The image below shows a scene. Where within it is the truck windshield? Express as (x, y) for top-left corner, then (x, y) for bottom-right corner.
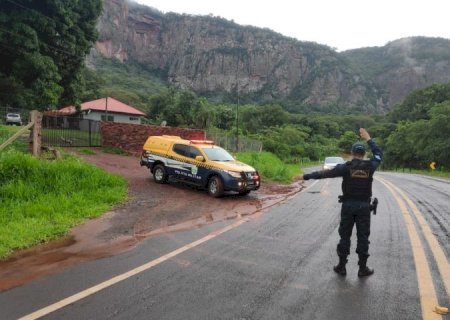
(201, 147), (234, 161)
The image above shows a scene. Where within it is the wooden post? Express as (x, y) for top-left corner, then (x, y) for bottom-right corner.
(30, 110), (42, 157)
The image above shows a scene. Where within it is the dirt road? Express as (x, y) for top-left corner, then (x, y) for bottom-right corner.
(0, 150), (302, 291)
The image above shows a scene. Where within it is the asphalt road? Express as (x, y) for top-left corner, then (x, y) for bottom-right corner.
(1, 172), (449, 320)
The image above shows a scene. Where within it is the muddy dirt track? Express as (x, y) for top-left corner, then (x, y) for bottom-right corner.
(0, 150), (303, 291)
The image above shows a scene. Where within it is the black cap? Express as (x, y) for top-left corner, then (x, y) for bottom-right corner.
(351, 142), (366, 154)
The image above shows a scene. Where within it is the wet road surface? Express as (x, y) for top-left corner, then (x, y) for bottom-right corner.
(0, 172), (449, 319)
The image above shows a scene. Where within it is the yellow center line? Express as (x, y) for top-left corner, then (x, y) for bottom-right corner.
(18, 218), (247, 320)
(376, 177), (442, 320)
(379, 177), (450, 300)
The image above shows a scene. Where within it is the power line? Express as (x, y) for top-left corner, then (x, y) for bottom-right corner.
(0, 26), (83, 60)
(6, 0), (58, 24)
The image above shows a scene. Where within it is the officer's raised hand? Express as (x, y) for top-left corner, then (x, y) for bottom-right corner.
(359, 128), (371, 141)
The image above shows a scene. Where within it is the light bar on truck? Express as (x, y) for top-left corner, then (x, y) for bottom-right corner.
(189, 139), (214, 145)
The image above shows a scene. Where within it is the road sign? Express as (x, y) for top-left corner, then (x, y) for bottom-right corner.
(430, 161), (436, 170)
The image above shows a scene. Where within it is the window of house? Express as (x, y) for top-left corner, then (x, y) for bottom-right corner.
(129, 117), (139, 121)
(101, 115), (114, 121)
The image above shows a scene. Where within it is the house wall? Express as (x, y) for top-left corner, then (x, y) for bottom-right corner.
(84, 111), (141, 124)
(101, 122), (205, 155)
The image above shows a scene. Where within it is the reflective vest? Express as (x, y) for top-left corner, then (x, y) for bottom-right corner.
(341, 160), (373, 201)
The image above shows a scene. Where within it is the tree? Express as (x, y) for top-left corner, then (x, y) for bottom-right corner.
(338, 131), (359, 152)
(191, 98), (214, 129)
(0, 0), (102, 109)
(388, 82), (450, 123)
(214, 105), (234, 130)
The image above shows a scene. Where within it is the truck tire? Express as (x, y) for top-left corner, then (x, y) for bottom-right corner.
(153, 164), (168, 184)
(207, 176), (224, 197)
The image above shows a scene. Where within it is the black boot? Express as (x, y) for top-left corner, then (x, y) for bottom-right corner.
(358, 258), (374, 277)
(333, 256), (348, 276)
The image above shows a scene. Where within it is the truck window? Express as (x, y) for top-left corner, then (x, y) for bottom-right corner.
(189, 146), (202, 159)
(173, 144), (189, 157)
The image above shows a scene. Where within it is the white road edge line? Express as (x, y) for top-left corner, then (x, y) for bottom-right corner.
(18, 219), (247, 320)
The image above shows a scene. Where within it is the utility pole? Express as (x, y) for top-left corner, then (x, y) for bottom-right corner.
(235, 55), (240, 153)
(236, 89), (239, 152)
(105, 96), (108, 121)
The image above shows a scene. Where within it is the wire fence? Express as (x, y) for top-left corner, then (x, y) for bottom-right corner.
(207, 131), (263, 153)
(41, 115), (102, 147)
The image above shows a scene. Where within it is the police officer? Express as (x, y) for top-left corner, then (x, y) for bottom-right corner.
(300, 128), (382, 277)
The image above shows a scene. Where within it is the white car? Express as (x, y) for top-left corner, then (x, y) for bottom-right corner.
(6, 113), (22, 126)
(323, 156), (345, 170)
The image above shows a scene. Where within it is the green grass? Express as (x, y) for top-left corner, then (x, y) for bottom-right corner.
(102, 146), (128, 155)
(0, 150), (127, 259)
(236, 151), (303, 184)
(0, 125), (30, 153)
(0, 124), (23, 143)
(78, 148), (96, 155)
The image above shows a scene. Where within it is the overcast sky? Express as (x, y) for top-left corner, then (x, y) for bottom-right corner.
(135, 0), (450, 51)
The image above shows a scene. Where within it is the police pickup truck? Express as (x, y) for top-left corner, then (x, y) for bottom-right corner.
(140, 135), (260, 197)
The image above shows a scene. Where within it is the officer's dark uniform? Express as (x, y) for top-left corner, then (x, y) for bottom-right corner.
(303, 139), (382, 276)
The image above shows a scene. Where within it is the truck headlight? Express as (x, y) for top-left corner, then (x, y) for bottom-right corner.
(225, 170), (242, 178)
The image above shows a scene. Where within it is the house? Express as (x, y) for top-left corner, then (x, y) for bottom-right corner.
(59, 97), (146, 124)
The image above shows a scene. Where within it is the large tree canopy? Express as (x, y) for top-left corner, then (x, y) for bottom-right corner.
(0, 0), (102, 109)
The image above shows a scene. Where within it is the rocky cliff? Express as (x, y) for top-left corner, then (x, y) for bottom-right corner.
(93, 0), (450, 112)
(341, 37), (450, 107)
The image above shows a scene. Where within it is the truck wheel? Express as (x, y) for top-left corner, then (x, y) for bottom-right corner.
(153, 164), (168, 184)
(207, 176), (224, 197)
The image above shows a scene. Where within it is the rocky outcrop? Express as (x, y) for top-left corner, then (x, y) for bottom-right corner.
(341, 37), (450, 107)
(94, 0), (375, 110)
(94, 0), (450, 112)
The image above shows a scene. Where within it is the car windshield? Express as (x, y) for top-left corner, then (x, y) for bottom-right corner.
(325, 157), (344, 164)
(201, 147), (235, 161)
(7, 114), (19, 118)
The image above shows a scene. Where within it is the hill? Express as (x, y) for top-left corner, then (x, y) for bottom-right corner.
(90, 0), (450, 113)
(341, 37), (450, 107)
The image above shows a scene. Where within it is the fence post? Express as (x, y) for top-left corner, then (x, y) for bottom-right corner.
(89, 120), (92, 147)
(30, 110), (42, 157)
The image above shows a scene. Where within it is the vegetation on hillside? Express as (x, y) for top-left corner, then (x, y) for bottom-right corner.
(82, 55), (166, 110)
(140, 81), (449, 172)
(383, 89), (450, 169)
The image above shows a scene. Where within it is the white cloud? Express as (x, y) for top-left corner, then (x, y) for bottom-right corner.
(135, 0), (450, 51)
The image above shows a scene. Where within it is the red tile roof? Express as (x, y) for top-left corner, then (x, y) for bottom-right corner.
(59, 97), (145, 116)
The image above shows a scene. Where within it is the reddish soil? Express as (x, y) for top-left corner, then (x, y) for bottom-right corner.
(0, 150), (304, 291)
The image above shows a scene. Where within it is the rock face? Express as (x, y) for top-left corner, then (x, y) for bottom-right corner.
(95, 0), (450, 111)
(341, 37), (450, 107)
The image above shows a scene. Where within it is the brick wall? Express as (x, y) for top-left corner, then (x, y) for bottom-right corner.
(101, 122), (205, 155)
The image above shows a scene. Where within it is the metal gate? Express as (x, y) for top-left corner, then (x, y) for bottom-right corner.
(41, 115), (102, 147)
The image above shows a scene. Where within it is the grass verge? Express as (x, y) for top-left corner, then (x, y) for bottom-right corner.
(236, 151), (306, 184)
(0, 150), (127, 259)
(0, 124), (29, 153)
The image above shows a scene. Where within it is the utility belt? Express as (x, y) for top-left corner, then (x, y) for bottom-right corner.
(338, 195), (378, 215)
